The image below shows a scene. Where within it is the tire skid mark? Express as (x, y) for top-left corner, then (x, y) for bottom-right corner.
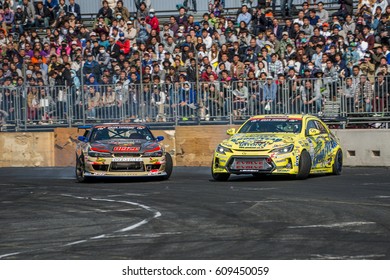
(0, 194), (161, 259)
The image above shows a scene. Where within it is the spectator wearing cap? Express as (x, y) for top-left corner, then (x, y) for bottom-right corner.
(244, 47), (256, 64)
(137, 16), (151, 44)
(114, 0), (130, 22)
(124, 21), (137, 45)
(280, 32), (294, 59)
(321, 22), (331, 38)
(316, 2), (329, 25)
(145, 8), (159, 33)
(83, 53), (101, 82)
(116, 32), (130, 55)
(56, 40), (71, 56)
(12, 5), (27, 34)
(359, 53), (375, 83)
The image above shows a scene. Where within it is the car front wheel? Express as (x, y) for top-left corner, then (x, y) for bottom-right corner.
(163, 153), (173, 180)
(75, 155), (89, 183)
(211, 161), (230, 181)
(296, 150), (311, 180)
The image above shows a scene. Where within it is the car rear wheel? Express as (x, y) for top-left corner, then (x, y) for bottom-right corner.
(163, 153), (173, 180)
(332, 149), (343, 175)
(75, 155), (89, 183)
(296, 150), (311, 180)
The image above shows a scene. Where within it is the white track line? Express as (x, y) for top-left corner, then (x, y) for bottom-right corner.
(311, 254), (386, 260)
(288, 221), (376, 229)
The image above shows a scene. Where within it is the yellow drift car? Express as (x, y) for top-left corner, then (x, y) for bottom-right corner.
(211, 115), (342, 181)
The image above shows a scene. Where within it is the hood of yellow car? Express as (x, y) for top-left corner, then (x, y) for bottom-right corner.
(222, 133), (297, 150)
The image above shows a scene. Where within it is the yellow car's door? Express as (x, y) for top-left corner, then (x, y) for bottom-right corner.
(304, 119), (323, 169)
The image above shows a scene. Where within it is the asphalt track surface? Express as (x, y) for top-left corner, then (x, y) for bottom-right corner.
(0, 167), (390, 260)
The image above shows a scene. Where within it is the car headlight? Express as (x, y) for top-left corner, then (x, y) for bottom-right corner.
(88, 148), (111, 157)
(143, 147), (163, 157)
(216, 144), (232, 155)
(271, 144), (294, 154)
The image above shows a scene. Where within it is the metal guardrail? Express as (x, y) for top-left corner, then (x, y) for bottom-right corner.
(1, 77), (390, 131)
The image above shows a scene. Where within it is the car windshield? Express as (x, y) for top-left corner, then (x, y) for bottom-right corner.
(238, 118), (302, 133)
(90, 126), (155, 142)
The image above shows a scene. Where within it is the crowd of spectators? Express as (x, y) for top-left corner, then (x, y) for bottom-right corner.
(0, 0), (390, 126)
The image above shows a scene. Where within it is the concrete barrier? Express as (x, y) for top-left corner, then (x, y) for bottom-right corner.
(0, 127), (389, 167)
(333, 129), (390, 167)
(0, 132), (54, 167)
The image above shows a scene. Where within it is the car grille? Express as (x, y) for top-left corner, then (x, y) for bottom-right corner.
(113, 153), (142, 157)
(227, 157), (275, 173)
(110, 162), (145, 172)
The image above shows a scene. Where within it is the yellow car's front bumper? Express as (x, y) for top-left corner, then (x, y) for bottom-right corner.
(212, 150), (300, 175)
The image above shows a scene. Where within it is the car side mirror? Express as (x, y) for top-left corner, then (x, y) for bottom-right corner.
(226, 128), (236, 136)
(77, 136), (88, 142)
(308, 128), (321, 136)
(156, 136), (164, 142)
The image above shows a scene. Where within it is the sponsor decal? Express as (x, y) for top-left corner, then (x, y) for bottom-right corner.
(96, 158), (106, 163)
(91, 147), (110, 153)
(112, 157), (143, 162)
(149, 158), (159, 164)
(113, 146), (140, 152)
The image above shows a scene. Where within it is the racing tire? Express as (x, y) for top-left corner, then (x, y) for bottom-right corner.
(163, 153), (173, 180)
(212, 172), (230, 181)
(296, 150), (311, 180)
(211, 159), (230, 181)
(332, 149), (343, 175)
(75, 155), (89, 183)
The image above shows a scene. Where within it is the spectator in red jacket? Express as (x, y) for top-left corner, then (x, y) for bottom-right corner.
(146, 8), (160, 33)
(115, 32), (130, 55)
